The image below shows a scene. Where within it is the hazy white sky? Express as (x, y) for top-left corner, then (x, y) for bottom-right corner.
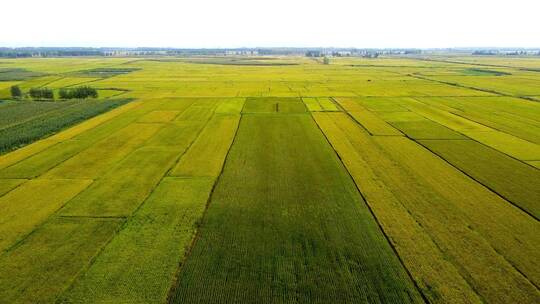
(1, 0), (539, 48)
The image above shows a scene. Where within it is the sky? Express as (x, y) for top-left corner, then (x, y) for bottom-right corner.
(1, 0), (539, 48)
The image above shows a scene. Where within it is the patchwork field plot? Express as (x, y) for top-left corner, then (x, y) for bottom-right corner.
(60, 178), (214, 303)
(0, 55), (538, 304)
(170, 114), (423, 303)
(0, 98), (132, 154)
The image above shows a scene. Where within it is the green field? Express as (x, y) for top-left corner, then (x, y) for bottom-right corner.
(0, 98), (132, 154)
(0, 55), (538, 303)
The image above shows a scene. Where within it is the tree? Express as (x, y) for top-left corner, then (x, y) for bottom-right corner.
(29, 88), (42, 99)
(10, 85), (22, 99)
(29, 87), (54, 100)
(58, 86), (98, 100)
(59, 88), (69, 99)
(323, 56), (330, 65)
(43, 88), (54, 99)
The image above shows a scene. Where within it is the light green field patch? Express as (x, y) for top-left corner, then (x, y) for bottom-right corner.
(189, 98), (221, 108)
(71, 101), (161, 142)
(72, 112), (143, 142)
(420, 139), (540, 219)
(0, 178), (92, 252)
(60, 147), (180, 217)
(0, 82), (22, 98)
(447, 108), (540, 145)
(413, 96), (540, 144)
(315, 113), (540, 303)
(142, 121), (206, 149)
(138, 110), (181, 123)
(46, 76), (100, 89)
(96, 89), (126, 98)
(379, 111), (425, 122)
(59, 178), (214, 304)
(215, 98), (245, 114)
(527, 160), (540, 169)
(175, 105), (214, 122)
(476, 112), (540, 142)
(43, 123), (163, 179)
(171, 114), (239, 177)
(356, 97), (409, 112)
(372, 136), (540, 288)
(337, 97), (402, 135)
(52, 101), (143, 141)
(462, 130), (540, 161)
(0, 138), (60, 170)
(314, 112), (482, 303)
(0, 179), (26, 197)
(153, 98), (196, 111)
(390, 120), (466, 140)
(404, 101), (490, 132)
(0, 140), (88, 178)
(0, 217), (122, 304)
(302, 97), (322, 111)
(317, 97), (340, 111)
(17, 75), (62, 90)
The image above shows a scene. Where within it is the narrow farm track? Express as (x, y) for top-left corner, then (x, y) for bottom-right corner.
(0, 56), (538, 303)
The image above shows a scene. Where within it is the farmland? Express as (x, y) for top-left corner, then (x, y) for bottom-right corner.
(0, 55), (538, 303)
(0, 98), (132, 154)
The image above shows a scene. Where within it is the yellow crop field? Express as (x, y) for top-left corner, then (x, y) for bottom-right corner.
(0, 54), (538, 304)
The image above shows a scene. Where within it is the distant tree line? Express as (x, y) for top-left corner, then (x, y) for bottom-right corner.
(59, 86), (98, 99)
(28, 87), (54, 100)
(305, 51), (323, 57)
(0, 48), (106, 58)
(10, 85), (98, 100)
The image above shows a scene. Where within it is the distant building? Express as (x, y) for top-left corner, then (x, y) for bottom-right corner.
(225, 50), (259, 56)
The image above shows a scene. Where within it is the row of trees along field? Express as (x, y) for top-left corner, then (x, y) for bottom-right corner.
(10, 85), (98, 101)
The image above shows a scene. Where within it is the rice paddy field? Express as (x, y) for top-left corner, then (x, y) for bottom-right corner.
(0, 55), (538, 304)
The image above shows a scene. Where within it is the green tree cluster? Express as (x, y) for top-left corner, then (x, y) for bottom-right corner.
(10, 85), (22, 99)
(59, 86), (98, 99)
(29, 87), (54, 100)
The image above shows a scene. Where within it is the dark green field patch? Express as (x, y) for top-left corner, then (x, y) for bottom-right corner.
(44, 123), (163, 179)
(0, 68), (46, 81)
(243, 97), (306, 113)
(170, 114), (423, 303)
(390, 120), (466, 140)
(461, 68), (511, 76)
(74, 67), (141, 78)
(0, 99), (132, 154)
(0, 100), (79, 129)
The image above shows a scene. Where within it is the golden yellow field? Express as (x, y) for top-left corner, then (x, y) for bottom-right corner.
(0, 55), (538, 304)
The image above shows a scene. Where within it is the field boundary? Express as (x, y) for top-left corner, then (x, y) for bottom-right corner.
(165, 109), (243, 303)
(309, 113), (430, 303)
